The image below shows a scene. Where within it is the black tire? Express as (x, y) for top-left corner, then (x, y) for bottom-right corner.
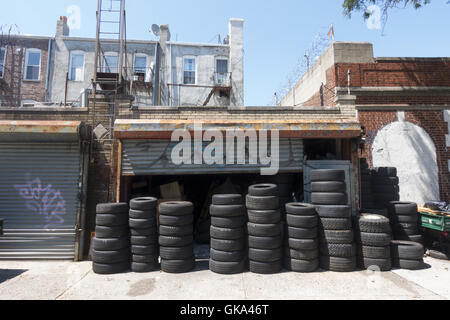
(248, 247), (283, 262)
(361, 208), (389, 217)
(159, 201), (194, 216)
(211, 216), (246, 228)
(395, 234), (423, 243)
(96, 213), (128, 227)
(92, 261), (129, 275)
(392, 258), (425, 270)
(130, 197), (158, 211)
(131, 261), (160, 273)
(319, 217), (352, 230)
(159, 214), (193, 226)
(284, 258), (319, 272)
(392, 222), (419, 230)
(248, 184), (279, 197)
(92, 248), (130, 264)
(159, 225), (193, 237)
(310, 170), (345, 182)
(96, 203), (128, 215)
(357, 257), (392, 271)
(247, 223), (281, 237)
(160, 245), (194, 260)
(390, 215), (418, 223)
(320, 243), (356, 257)
(356, 214), (391, 233)
(357, 245), (391, 259)
(392, 228), (419, 236)
(210, 204), (246, 217)
(311, 193), (348, 205)
(249, 260), (282, 274)
(287, 238), (318, 250)
(129, 218), (156, 229)
(130, 227), (157, 237)
(311, 181), (346, 193)
(319, 255), (356, 272)
(246, 195), (279, 210)
(372, 176), (399, 185)
(248, 235), (283, 250)
(387, 202), (418, 215)
(319, 229), (354, 244)
(92, 236), (129, 251)
(159, 235), (193, 247)
(131, 235), (158, 246)
(161, 258), (195, 273)
(212, 194), (243, 205)
(428, 249), (450, 261)
(315, 205), (352, 218)
(285, 203), (317, 216)
(391, 240), (424, 260)
(247, 210), (281, 224)
(211, 238), (245, 251)
(210, 226), (245, 240)
(285, 248), (319, 260)
(285, 226), (317, 239)
(95, 225), (129, 239)
(132, 254), (159, 263)
(286, 214), (318, 228)
(210, 248), (246, 262)
(356, 232), (391, 247)
(209, 259), (246, 275)
(129, 209), (156, 219)
(131, 244), (158, 255)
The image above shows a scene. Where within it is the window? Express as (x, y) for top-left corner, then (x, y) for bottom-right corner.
(102, 52), (118, 73)
(215, 58), (228, 85)
(69, 51), (85, 81)
(183, 57), (196, 85)
(24, 49), (41, 81)
(0, 47), (5, 79)
(134, 54), (147, 74)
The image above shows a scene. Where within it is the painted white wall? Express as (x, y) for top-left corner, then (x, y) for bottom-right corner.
(372, 120), (440, 204)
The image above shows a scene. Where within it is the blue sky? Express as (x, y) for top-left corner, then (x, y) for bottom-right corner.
(1, 0), (449, 105)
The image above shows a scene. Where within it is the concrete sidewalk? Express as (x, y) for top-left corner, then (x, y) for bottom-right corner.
(0, 257), (448, 300)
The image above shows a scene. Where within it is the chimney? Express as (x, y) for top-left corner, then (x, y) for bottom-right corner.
(159, 24), (171, 46)
(56, 16), (70, 37)
(229, 18), (244, 106)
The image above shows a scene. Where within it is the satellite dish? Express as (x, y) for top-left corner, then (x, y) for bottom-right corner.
(151, 24), (160, 37)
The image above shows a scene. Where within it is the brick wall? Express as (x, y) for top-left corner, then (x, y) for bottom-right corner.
(0, 38), (50, 106)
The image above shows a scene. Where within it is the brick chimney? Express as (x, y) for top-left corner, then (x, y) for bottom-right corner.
(56, 16), (70, 37)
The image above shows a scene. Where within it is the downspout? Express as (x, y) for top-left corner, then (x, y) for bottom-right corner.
(45, 38), (52, 102)
(152, 43), (159, 106)
(169, 42), (172, 106)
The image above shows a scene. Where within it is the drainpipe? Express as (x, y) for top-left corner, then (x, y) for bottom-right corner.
(45, 38), (52, 102)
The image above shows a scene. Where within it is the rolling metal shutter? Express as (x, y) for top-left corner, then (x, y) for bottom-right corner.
(121, 139), (304, 175)
(0, 142), (81, 259)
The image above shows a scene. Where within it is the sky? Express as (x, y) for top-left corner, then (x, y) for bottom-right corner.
(1, 0), (449, 105)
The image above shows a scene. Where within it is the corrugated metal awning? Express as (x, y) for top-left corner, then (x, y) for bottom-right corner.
(0, 121), (87, 142)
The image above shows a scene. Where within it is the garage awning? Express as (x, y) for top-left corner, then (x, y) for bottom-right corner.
(0, 121), (88, 142)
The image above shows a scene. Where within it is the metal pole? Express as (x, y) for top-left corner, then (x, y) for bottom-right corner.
(118, 0), (125, 84)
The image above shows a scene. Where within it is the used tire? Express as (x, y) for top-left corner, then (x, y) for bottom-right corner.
(159, 235), (193, 247)
(387, 202), (418, 216)
(92, 261), (129, 275)
(159, 202), (194, 216)
(129, 218), (156, 229)
(356, 214), (391, 233)
(319, 217), (352, 230)
(246, 195), (279, 210)
(96, 213), (128, 227)
(160, 245), (194, 260)
(131, 261), (159, 273)
(248, 235), (282, 250)
(315, 205), (352, 218)
(131, 235), (158, 246)
(286, 214), (318, 228)
(130, 227), (157, 237)
(286, 226), (318, 239)
(92, 248), (129, 264)
(284, 258), (319, 272)
(161, 258), (195, 273)
(320, 243), (356, 257)
(357, 257), (392, 271)
(248, 184), (279, 197)
(311, 181), (346, 193)
(249, 260), (282, 274)
(319, 255), (356, 272)
(211, 238), (245, 252)
(319, 229), (354, 244)
(285, 203), (317, 216)
(129, 209), (156, 219)
(95, 225), (128, 239)
(209, 259), (246, 275)
(248, 247), (283, 262)
(131, 244), (158, 255)
(130, 197), (157, 211)
(311, 193), (348, 205)
(159, 225), (193, 237)
(212, 194), (243, 206)
(211, 216), (246, 228)
(96, 203), (128, 215)
(285, 248), (319, 260)
(92, 236), (129, 251)
(392, 258), (425, 270)
(210, 204), (246, 217)
(132, 254), (159, 263)
(287, 238), (318, 250)
(356, 232), (391, 247)
(310, 170), (345, 182)
(357, 245), (391, 259)
(391, 240), (424, 260)
(247, 210), (281, 224)
(159, 214), (193, 226)
(210, 248), (246, 262)
(210, 226), (245, 240)
(247, 223), (281, 237)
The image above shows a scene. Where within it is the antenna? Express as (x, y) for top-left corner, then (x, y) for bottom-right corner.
(151, 24), (160, 37)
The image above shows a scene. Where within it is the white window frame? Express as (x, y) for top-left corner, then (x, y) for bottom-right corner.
(215, 56), (229, 85)
(24, 48), (42, 81)
(102, 52), (119, 73)
(0, 47), (6, 79)
(183, 56), (197, 85)
(69, 50), (85, 82)
(133, 53), (148, 74)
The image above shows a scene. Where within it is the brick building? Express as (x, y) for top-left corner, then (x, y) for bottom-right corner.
(281, 42), (450, 203)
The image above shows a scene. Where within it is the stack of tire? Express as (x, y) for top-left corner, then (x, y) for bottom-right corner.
(209, 194), (247, 274)
(311, 170), (356, 272)
(246, 184), (283, 274)
(159, 201), (196, 273)
(129, 197), (159, 273)
(372, 167), (400, 209)
(387, 202), (423, 244)
(267, 174), (296, 220)
(92, 203), (130, 275)
(391, 240), (425, 270)
(284, 203), (319, 272)
(355, 214), (392, 271)
(360, 158), (375, 210)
